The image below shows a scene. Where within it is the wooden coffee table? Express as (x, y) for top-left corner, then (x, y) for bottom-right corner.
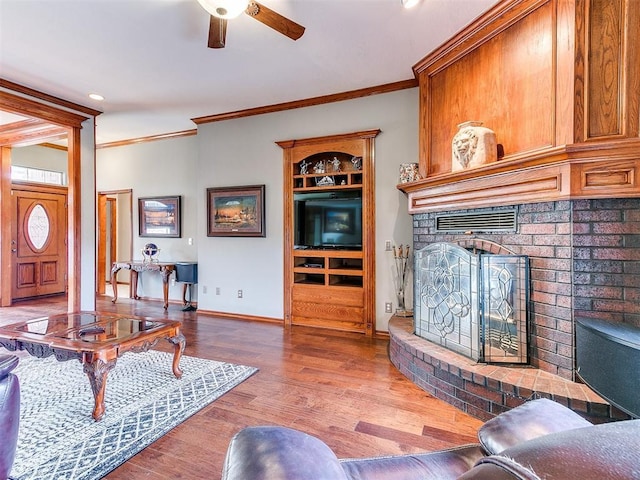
(0, 311), (185, 421)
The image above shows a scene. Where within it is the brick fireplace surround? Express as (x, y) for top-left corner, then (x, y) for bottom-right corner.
(389, 198), (639, 422)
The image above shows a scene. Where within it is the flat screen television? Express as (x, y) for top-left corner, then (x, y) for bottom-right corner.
(294, 190), (362, 250)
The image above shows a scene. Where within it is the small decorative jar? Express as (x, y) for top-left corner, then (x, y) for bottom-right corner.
(451, 121), (497, 172)
(399, 163), (421, 183)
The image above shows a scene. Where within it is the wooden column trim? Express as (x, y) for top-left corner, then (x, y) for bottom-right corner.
(0, 146), (12, 306)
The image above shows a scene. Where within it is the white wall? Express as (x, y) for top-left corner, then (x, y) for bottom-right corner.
(97, 88), (417, 331)
(196, 89), (416, 331)
(96, 135), (199, 302)
(80, 117), (97, 310)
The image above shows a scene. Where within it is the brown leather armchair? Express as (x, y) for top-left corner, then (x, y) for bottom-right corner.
(0, 355), (20, 480)
(222, 398), (640, 480)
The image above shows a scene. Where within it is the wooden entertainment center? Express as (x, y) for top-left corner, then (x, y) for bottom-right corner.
(278, 130), (379, 337)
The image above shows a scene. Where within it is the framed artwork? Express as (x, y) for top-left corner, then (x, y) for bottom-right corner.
(138, 196), (181, 238)
(207, 185), (265, 237)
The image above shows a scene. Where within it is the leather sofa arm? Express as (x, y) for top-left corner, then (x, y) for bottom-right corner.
(221, 426), (350, 480)
(463, 420), (640, 480)
(0, 354), (20, 480)
(0, 355), (19, 379)
(477, 398), (591, 454)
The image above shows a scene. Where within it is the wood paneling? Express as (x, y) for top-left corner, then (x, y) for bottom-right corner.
(587, 0), (624, 138)
(426, 2), (554, 176)
(402, 0), (640, 213)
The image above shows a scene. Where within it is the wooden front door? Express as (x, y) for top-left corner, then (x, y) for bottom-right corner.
(11, 185), (67, 300)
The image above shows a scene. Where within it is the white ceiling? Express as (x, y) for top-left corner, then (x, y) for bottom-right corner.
(0, 0), (498, 144)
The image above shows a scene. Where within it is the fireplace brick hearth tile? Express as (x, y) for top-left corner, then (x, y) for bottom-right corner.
(388, 316), (631, 423)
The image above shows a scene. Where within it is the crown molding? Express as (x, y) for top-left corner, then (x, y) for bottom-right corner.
(96, 129), (197, 149)
(192, 78), (418, 125)
(0, 78), (102, 119)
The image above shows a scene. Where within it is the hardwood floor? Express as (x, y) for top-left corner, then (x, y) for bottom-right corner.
(0, 294), (483, 479)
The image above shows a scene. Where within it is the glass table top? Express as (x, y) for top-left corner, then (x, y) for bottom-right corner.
(4, 312), (165, 342)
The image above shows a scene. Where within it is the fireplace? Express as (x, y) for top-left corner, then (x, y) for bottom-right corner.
(410, 199), (640, 379)
(388, 198), (639, 421)
(415, 241), (529, 364)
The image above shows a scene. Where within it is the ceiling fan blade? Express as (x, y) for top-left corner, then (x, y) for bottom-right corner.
(208, 16), (227, 48)
(246, 2), (305, 41)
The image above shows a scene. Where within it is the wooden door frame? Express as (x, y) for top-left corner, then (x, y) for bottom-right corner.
(97, 189), (132, 296)
(0, 88), (99, 310)
(97, 195), (117, 295)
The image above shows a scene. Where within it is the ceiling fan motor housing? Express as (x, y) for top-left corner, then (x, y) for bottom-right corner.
(197, 0), (249, 19)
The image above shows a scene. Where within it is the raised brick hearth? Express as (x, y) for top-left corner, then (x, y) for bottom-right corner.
(389, 316), (630, 423)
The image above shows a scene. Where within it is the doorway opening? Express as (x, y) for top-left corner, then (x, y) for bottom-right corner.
(97, 190), (133, 300)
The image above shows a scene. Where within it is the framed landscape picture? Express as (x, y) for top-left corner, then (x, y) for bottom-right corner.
(138, 195), (181, 238)
(207, 185), (265, 237)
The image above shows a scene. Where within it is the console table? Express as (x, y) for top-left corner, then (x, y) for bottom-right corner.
(111, 261), (175, 310)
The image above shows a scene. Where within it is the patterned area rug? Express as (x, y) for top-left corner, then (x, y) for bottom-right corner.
(10, 351), (257, 480)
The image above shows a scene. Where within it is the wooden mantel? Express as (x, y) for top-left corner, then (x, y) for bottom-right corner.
(399, 0), (640, 214)
(400, 139), (640, 214)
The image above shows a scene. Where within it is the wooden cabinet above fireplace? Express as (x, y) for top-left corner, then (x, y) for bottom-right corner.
(399, 0), (640, 213)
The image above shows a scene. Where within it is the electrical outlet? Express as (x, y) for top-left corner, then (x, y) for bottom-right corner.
(385, 302), (392, 313)
(215, 287), (221, 295)
(171, 277), (176, 286)
(202, 286), (208, 294)
(237, 289), (243, 298)
(385, 240), (392, 251)
(188, 237), (193, 245)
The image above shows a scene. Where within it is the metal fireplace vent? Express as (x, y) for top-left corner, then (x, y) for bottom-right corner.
(414, 242), (529, 364)
(435, 209), (516, 233)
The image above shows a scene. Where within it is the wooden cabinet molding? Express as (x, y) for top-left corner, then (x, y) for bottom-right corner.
(402, 0), (640, 212)
(278, 130), (379, 337)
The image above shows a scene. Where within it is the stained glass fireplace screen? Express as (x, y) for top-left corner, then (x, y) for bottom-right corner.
(415, 242), (529, 364)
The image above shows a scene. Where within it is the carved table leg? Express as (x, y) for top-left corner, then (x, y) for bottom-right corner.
(161, 266), (173, 310)
(167, 332), (186, 378)
(83, 358), (117, 421)
(111, 265), (121, 303)
(131, 270), (140, 300)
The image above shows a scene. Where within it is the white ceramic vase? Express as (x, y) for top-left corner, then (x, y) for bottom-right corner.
(451, 121), (497, 172)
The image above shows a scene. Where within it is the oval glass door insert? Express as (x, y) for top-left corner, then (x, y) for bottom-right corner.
(27, 203), (51, 251)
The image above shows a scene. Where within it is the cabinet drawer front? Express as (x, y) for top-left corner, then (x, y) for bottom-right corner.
(291, 313), (365, 333)
(292, 285), (363, 307)
(292, 300), (363, 322)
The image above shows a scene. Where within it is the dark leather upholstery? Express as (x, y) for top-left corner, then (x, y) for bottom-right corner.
(476, 397), (591, 454)
(339, 445), (485, 480)
(458, 420), (640, 480)
(221, 425), (350, 480)
(0, 355), (20, 480)
(222, 398), (640, 480)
